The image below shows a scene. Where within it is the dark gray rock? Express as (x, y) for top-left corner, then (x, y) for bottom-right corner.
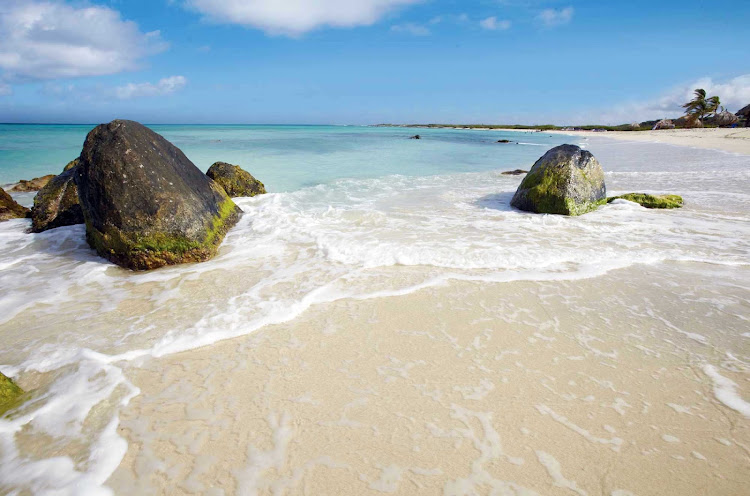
(75, 120), (241, 270)
(31, 166), (83, 232)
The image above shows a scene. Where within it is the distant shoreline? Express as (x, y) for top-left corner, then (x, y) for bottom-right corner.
(377, 124), (750, 155)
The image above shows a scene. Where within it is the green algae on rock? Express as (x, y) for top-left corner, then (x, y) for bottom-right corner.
(31, 166), (84, 232)
(0, 371), (24, 416)
(0, 186), (30, 221)
(75, 120), (241, 271)
(63, 158), (80, 172)
(510, 144), (606, 216)
(206, 162), (267, 198)
(607, 193), (683, 209)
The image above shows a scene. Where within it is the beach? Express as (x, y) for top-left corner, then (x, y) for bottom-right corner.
(1, 126), (749, 495)
(543, 128), (750, 156)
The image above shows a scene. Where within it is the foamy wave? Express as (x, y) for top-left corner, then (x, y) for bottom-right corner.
(1, 160), (749, 494)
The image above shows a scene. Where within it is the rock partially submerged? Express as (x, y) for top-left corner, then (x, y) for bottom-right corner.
(510, 144), (606, 216)
(31, 166), (84, 232)
(501, 169), (528, 175)
(75, 120), (241, 270)
(10, 174), (56, 192)
(410, 135), (421, 140)
(607, 193), (683, 209)
(497, 139), (513, 143)
(0, 371), (24, 415)
(206, 162), (266, 198)
(0, 187), (30, 221)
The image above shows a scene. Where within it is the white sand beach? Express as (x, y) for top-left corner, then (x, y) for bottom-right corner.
(544, 128), (750, 156)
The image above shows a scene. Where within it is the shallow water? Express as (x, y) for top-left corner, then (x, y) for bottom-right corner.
(0, 127), (748, 495)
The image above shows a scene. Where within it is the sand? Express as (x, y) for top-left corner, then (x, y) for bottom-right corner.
(107, 263), (750, 495)
(541, 128), (750, 156)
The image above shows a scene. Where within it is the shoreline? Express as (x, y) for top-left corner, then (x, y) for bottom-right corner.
(497, 127), (750, 156)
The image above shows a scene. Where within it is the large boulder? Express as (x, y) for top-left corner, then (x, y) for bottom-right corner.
(510, 144), (606, 216)
(31, 166), (84, 232)
(0, 187), (30, 221)
(0, 371), (24, 415)
(75, 120), (241, 270)
(10, 174), (56, 192)
(206, 162), (266, 198)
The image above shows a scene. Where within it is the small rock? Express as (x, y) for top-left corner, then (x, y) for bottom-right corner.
(607, 193), (683, 209)
(10, 174), (56, 192)
(501, 169), (528, 175)
(497, 139), (513, 143)
(410, 135), (421, 140)
(31, 166), (84, 232)
(0, 186), (30, 221)
(206, 162), (266, 198)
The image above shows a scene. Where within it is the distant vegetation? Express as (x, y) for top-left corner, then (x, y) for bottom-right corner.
(375, 89), (747, 131)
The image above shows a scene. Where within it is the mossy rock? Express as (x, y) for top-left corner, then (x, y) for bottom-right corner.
(31, 166), (84, 232)
(206, 162), (266, 198)
(76, 120), (241, 270)
(0, 371), (24, 416)
(607, 193), (683, 209)
(0, 186), (30, 221)
(63, 157), (80, 172)
(510, 144), (606, 216)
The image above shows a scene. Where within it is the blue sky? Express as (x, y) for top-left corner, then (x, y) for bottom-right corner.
(1, 0), (749, 124)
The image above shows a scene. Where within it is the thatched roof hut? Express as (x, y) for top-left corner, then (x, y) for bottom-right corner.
(652, 119), (675, 130)
(713, 111), (739, 127)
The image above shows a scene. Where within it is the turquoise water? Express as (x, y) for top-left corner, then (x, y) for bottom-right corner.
(0, 124), (569, 190)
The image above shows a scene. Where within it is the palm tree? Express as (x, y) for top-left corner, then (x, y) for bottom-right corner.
(682, 89), (721, 121)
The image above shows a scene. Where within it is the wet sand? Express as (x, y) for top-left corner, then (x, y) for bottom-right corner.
(109, 263), (750, 495)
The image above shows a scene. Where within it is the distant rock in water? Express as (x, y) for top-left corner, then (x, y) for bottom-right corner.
(607, 193), (683, 209)
(410, 135), (421, 139)
(75, 119), (241, 270)
(10, 174), (56, 192)
(497, 139), (513, 143)
(206, 162), (266, 198)
(652, 119), (675, 130)
(0, 371), (24, 415)
(31, 165), (84, 232)
(0, 186), (30, 221)
(501, 169), (528, 175)
(510, 144), (606, 216)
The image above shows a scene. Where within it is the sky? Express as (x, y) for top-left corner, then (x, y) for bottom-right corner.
(0, 0), (749, 125)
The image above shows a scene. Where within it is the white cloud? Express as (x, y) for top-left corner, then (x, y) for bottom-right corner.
(185, 0), (425, 36)
(575, 74), (750, 124)
(480, 17), (511, 31)
(0, 0), (167, 81)
(537, 7), (574, 27)
(391, 22), (430, 36)
(115, 76), (187, 100)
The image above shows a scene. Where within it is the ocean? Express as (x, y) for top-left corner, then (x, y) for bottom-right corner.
(0, 125), (748, 495)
